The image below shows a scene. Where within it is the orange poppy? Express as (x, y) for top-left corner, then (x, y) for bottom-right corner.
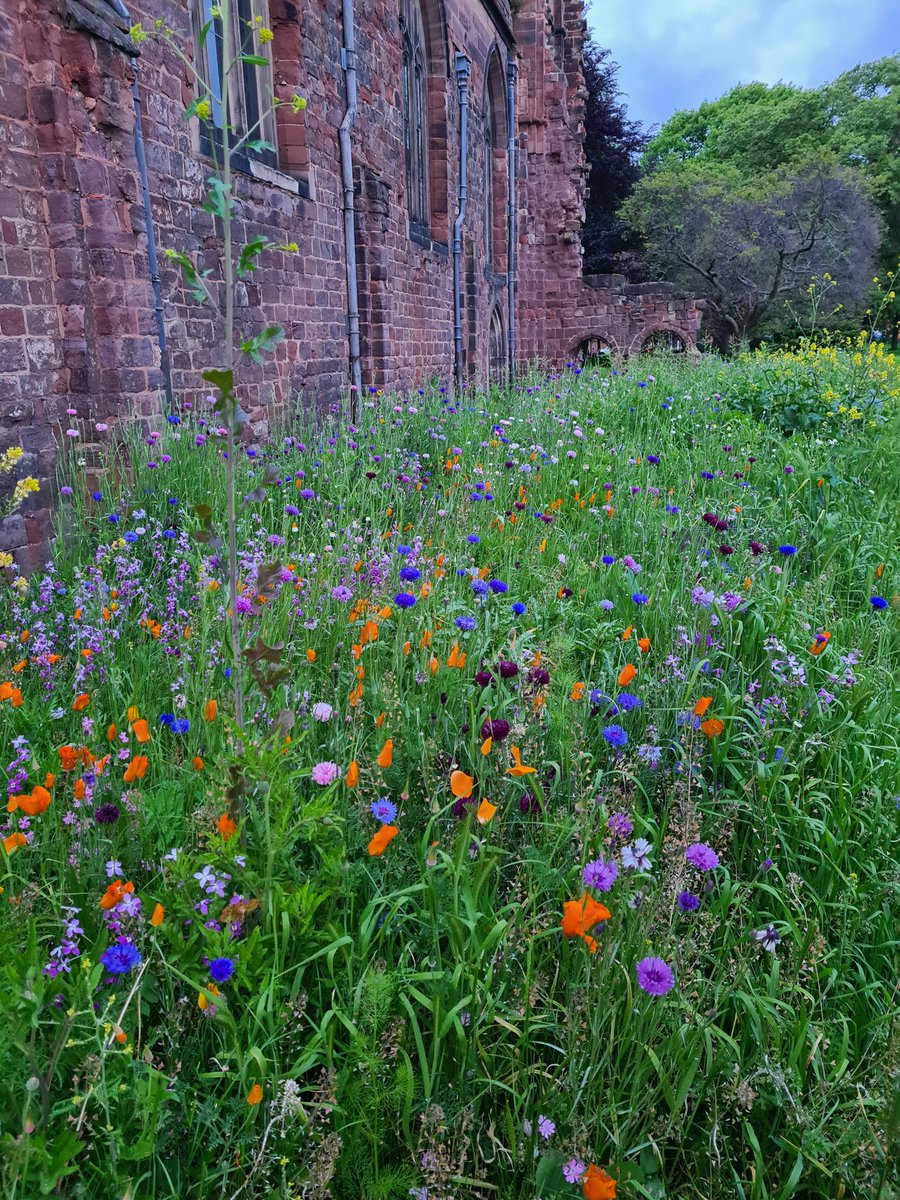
(99, 880), (134, 910)
(344, 760), (359, 788)
(617, 664), (635, 687)
(216, 812), (237, 841)
(204, 699), (217, 722)
(581, 1164), (616, 1199)
(570, 682), (585, 701)
(306, 648), (316, 663)
(507, 746), (536, 777)
(700, 717), (724, 739)
(450, 770), (474, 798)
(123, 756), (148, 783)
(638, 637), (650, 653)
(693, 696), (712, 717)
(480, 737), (492, 756)
(72, 693), (89, 711)
(44, 773), (55, 789)
(192, 756), (204, 771)
(367, 824), (398, 856)
(376, 739), (393, 769)
(3, 832), (27, 854)
(561, 893), (611, 954)
(621, 624), (632, 641)
(0, 682), (12, 702)
(132, 719), (150, 744)
(246, 1083), (263, 1105)
(58, 745), (79, 771)
(199, 982), (221, 1011)
(74, 779), (85, 801)
(8, 785), (52, 817)
(106, 724), (116, 742)
(12, 660), (26, 673)
(150, 903), (164, 926)
(476, 798), (497, 824)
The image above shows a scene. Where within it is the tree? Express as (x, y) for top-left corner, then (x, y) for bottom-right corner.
(640, 59), (900, 342)
(622, 160), (880, 353)
(580, 40), (648, 275)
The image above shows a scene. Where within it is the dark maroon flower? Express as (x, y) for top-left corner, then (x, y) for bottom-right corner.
(719, 544), (733, 555)
(529, 667), (550, 685)
(498, 660), (519, 679)
(480, 718), (510, 742)
(702, 512), (729, 532)
(514, 502), (526, 511)
(749, 540), (765, 556)
(518, 792), (541, 814)
(474, 670), (493, 687)
(451, 796), (477, 819)
(558, 586), (573, 598)
(94, 803), (120, 825)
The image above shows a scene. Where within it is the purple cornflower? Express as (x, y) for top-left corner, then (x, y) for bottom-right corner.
(488, 579), (508, 594)
(677, 891), (699, 911)
(615, 692), (642, 712)
(400, 566), (421, 582)
(471, 579), (490, 596)
(331, 585), (353, 602)
(622, 838), (652, 871)
(583, 856), (618, 892)
(497, 660), (518, 679)
(480, 718), (510, 742)
(455, 616), (476, 631)
(94, 803), (120, 825)
(685, 842), (719, 871)
(394, 592), (416, 608)
(369, 798), (398, 824)
(635, 956), (674, 996)
(601, 555), (615, 565)
(511, 601), (526, 615)
(607, 812), (633, 838)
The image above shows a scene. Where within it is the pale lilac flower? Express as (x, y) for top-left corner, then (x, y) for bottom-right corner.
(622, 837), (652, 871)
(312, 702), (333, 722)
(563, 1159), (586, 1184)
(311, 761), (340, 786)
(537, 1114), (555, 1139)
(106, 860), (123, 878)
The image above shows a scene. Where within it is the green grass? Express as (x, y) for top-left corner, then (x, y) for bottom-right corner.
(0, 352), (898, 1199)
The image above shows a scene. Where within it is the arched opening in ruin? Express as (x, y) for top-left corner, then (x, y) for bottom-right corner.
(640, 329), (687, 354)
(572, 334), (614, 367)
(489, 306), (506, 382)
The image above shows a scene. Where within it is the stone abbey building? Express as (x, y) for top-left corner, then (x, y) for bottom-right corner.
(0, 0), (700, 565)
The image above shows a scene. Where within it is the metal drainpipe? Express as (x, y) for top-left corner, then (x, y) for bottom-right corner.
(339, 0), (363, 420)
(108, 0), (174, 412)
(452, 53), (471, 396)
(505, 60), (517, 381)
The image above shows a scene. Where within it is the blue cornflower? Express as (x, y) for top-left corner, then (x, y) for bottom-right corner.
(159, 713), (174, 728)
(646, 455), (660, 464)
(665, 504), (679, 514)
(455, 616), (476, 631)
(369, 797), (397, 824)
(488, 579), (508, 594)
(168, 497), (178, 505)
(394, 592), (416, 608)
(511, 601), (526, 615)
(396, 544), (413, 555)
(91, 491), (103, 501)
(778, 545), (797, 556)
(602, 725), (628, 749)
(677, 892), (699, 912)
(466, 534), (480, 545)
(163, 529), (177, 539)
(701, 471), (714, 480)
(170, 718), (190, 734)
(870, 596), (887, 609)
(399, 566), (421, 582)
(100, 940), (141, 975)
(471, 579), (490, 596)
(209, 956), (235, 983)
(631, 593), (649, 605)
(107, 514), (119, 524)
(601, 555), (615, 565)
(615, 692), (642, 712)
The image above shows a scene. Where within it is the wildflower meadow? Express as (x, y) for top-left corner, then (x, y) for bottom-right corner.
(1, 347), (898, 1200)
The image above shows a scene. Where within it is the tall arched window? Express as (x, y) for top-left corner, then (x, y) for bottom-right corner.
(401, 0), (429, 232)
(484, 51), (507, 272)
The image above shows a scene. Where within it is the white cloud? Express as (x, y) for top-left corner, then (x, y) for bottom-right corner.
(587, 0), (897, 129)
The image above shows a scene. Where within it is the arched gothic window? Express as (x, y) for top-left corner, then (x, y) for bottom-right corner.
(401, 0), (429, 232)
(484, 51), (507, 272)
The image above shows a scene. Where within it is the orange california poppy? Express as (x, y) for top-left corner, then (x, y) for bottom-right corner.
(700, 717), (724, 739)
(507, 746), (536, 777)
(638, 637), (650, 653)
(12, 660), (26, 673)
(72, 693), (89, 711)
(8, 785), (52, 817)
(617, 664), (635, 687)
(480, 737), (492, 756)
(192, 756), (204, 771)
(0, 682), (12, 701)
(127, 705), (140, 722)
(344, 760), (359, 788)
(693, 696), (712, 717)
(58, 745), (79, 771)
(306, 648), (316, 663)
(875, 563), (883, 579)
(74, 779), (85, 801)
(216, 812), (237, 841)
(581, 1164), (616, 1199)
(367, 824), (398, 856)
(376, 739), (393, 769)
(204, 699), (217, 722)
(44, 773), (55, 789)
(106, 724), (116, 742)
(198, 982), (221, 1011)
(123, 755), (148, 784)
(3, 832), (27, 854)
(476, 798), (497, 824)
(621, 624), (632, 641)
(570, 682), (585, 701)
(246, 1084), (263, 1106)
(132, 719), (150, 744)
(808, 631), (831, 655)
(99, 880), (134, 910)
(450, 770), (474, 798)
(150, 903), (164, 926)
(561, 893), (611, 954)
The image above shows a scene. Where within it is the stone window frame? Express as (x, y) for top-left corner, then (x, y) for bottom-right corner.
(191, 0), (279, 175)
(483, 48), (507, 274)
(400, 0), (430, 239)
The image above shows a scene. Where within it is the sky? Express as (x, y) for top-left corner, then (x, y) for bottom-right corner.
(587, 0), (898, 132)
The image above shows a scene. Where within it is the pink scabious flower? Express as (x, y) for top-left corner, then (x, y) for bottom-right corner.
(311, 761), (340, 786)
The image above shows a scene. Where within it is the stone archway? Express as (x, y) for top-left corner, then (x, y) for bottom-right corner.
(488, 305), (506, 382)
(570, 333), (615, 367)
(632, 326), (690, 356)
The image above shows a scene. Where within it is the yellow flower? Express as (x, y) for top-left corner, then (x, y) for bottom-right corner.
(291, 94), (307, 112)
(257, 26), (273, 43)
(195, 97), (212, 121)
